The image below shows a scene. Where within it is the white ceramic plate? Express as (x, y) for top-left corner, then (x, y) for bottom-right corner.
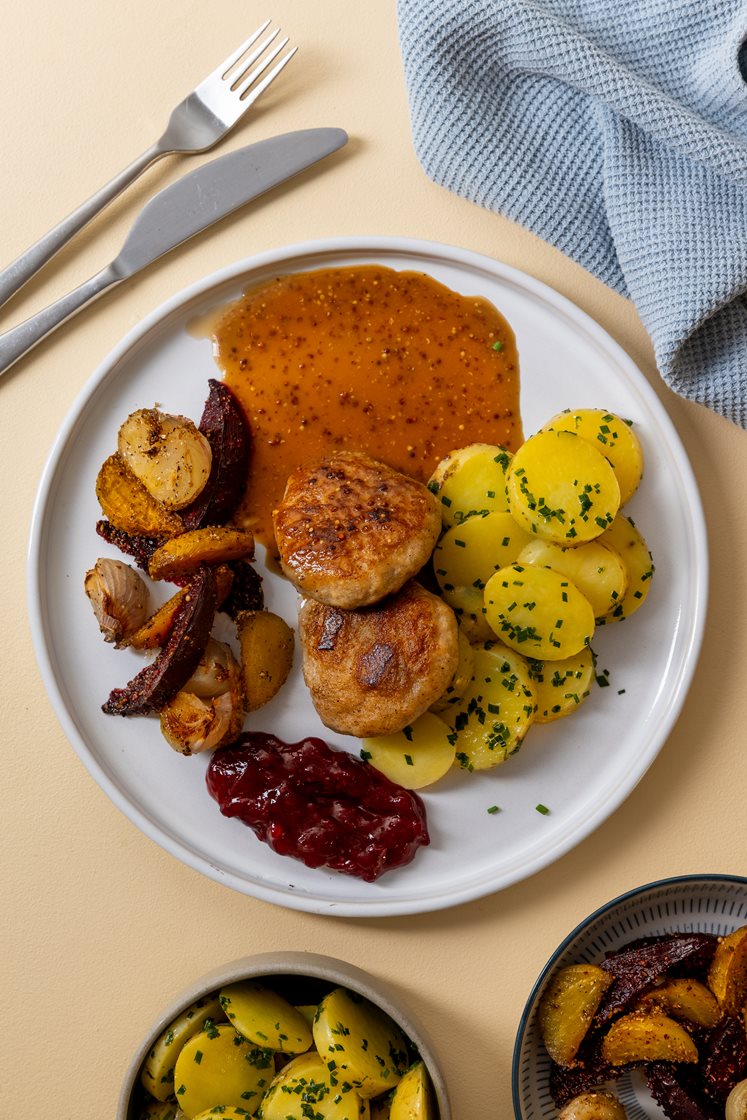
(512, 874), (747, 1119)
(28, 237), (707, 917)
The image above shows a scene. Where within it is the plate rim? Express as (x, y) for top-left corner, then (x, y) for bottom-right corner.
(510, 871), (747, 1119)
(27, 235), (709, 916)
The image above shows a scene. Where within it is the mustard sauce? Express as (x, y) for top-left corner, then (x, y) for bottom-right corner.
(212, 265), (522, 547)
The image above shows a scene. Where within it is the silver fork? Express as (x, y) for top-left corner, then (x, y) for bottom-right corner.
(0, 21), (297, 311)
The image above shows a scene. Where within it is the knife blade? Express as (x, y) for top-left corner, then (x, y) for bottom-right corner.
(0, 127), (348, 378)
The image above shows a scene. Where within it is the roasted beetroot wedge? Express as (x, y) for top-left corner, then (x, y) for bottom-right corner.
(701, 1015), (747, 1104)
(596, 934), (718, 1024)
(549, 1049), (621, 1108)
(646, 1063), (720, 1120)
(218, 558), (264, 619)
(182, 380), (251, 529)
(96, 520), (160, 573)
(103, 566), (217, 716)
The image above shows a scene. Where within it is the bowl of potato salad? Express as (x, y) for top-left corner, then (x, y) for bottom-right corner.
(118, 951), (450, 1120)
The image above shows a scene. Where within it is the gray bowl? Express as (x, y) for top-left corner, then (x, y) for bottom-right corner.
(512, 873), (747, 1120)
(119, 950), (451, 1119)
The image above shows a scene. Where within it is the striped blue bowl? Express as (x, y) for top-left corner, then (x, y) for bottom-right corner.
(512, 874), (747, 1120)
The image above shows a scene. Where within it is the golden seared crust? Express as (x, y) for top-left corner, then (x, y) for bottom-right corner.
(299, 581), (459, 737)
(273, 451), (441, 609)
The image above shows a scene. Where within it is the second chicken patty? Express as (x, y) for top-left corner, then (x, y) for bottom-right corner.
(299, 581), (459, 737)
(273, 451), (441, 609)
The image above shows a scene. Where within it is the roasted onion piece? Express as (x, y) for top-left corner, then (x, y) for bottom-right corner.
(118, 408), (212, 510)
(84, 558), (149, 646)
(160, 640), (244, 754)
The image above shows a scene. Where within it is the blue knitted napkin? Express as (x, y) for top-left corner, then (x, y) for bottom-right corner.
(398, 0), (747, 426)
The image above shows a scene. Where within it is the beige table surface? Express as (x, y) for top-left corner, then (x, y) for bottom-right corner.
(2, 2), (745, 1116)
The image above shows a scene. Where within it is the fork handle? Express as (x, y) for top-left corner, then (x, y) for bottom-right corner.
(0, 264), (120, 377)
(0, 143), (164, 312)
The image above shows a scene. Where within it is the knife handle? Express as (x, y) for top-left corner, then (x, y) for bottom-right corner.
(0, 144), (162, 313)
(0, 265), (120, 378)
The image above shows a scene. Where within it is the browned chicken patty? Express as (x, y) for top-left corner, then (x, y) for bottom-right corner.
(273, 451), (441, 609)
(299, 580), (459, 737)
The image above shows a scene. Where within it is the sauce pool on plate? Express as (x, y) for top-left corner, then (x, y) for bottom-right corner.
(209, 264), (522, 547)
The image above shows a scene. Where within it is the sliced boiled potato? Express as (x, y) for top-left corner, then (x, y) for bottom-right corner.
(149, 527), (254, 582)
(538, 964), (612, 1067)
(389, 1062), (435, 1120)
(543, 409), (643, 506)
(434, 511), (534, 625)
(363, 712), (456, 789)
(218, 981), (312, 1054)
(708, 926), (747, 1015)
(507, 430), (620, 545)
(294, 1004), (318, 1030)
(430, 628), (475, 712)
(192, 1109), (252, 1120)
(597, 515), (654, 621)
(517, 538), (628, 621)
(236, 610), (295, 712)
(173, 1023), (272, 1118)
(527, 648), (595, 723)
(447, 642), (536, 771)
(140, 1101), (183, 1120)
(118, 408), (212, 510)
(261, 1052), (369, 1120)
(371, 1098), (392, 1120)
(600, 1011), (698, 1066)
(141, 995), (223, 1102)
(484, 564), (595, 660)
(313, 987), (409, 1099)
(427, 443), (512, 527)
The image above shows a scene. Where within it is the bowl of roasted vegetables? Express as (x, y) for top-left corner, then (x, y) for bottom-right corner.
(512, 874), (747, 1120)
(118, 951), (450, 1120)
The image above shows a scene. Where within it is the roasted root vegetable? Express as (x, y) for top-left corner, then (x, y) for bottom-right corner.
(726, 1079), (747, 1120)
(538, 964), (613, 1068)
(558, 1091), (628, 1120)
(542, 409), (643, 507)
(103, 566), (217, 716)
(84, 558), (149, 646)
(96, 453), (183, 538)
(96, 519), (160, 572)
(708, 927), (747, 1016)
(600, 1010), (699, 1066)
(701, 1014), (747, 1103)
(597, 933), (717, 1024)
(236, 609), (294, 712)
(148, 526), (254, 582)
(182, 379), (251, 529)
(126, 566), (233, 650)
(159, 639), (243, 754)
(506, 430), (620, 545)
(118, 408), (212, 510)
(638, 978), (721, 1028)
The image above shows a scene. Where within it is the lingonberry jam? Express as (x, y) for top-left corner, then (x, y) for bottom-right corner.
(206, 732), (429, 881)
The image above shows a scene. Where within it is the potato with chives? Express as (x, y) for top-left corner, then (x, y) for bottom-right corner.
(389, 1062), (436, 1119)
(516, 538), (628, 621)
(313, 987), (409, 1099)
(430, 628), (475, 713)
(260, 1052), (370, 1120)
(597, 515), (654, 621)
(527, 648), (595, 723)
(139, 1102), (182, 1120)
(427, 443), (512, 527)
(447, 642), (536, 771)
(173, 1023), (272, 1118)
(193, 1109), (252, 1120)
(218, 981), (312, 1053)
(507, 430), (620, 545)
(433, 511), (534, 635)
(484, 564), (595, 660)
(141, 995), (224, 1102)
(362, 712), (456, 789)
(543, 409), (643, 506)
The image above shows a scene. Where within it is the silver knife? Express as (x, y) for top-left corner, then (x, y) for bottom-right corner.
(0, 127), (347, 378)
